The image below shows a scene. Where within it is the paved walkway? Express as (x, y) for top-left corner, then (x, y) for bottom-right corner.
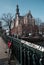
(0, 37), (16, 65)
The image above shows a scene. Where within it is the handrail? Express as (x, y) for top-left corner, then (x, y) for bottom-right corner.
(21, 40), (44, 52)
(2, 35), (44, 65)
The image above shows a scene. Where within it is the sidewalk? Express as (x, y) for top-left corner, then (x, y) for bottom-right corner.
(0, 37), (16, 65)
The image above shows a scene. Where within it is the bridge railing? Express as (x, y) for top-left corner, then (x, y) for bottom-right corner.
(2, 35), (44, 65)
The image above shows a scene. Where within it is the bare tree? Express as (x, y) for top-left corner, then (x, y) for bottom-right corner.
(35, 18), (42, 26)
(1, 13), (13, 35)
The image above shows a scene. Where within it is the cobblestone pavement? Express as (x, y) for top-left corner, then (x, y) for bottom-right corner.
(0, 37), (16, 65)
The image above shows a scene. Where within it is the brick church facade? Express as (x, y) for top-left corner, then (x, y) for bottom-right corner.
(11, 5), (36, 36)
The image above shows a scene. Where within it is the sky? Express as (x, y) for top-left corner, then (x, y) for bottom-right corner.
(0, 0), (44, 22)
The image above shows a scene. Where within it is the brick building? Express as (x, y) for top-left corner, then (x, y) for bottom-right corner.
(11, 5), (35, 37)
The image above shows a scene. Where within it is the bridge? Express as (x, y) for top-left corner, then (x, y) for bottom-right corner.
(2, 34), (44, 65)
(3, 35), (44, 65)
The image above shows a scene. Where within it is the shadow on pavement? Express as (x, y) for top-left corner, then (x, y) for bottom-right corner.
(0, 58), (16, 65)
(0, 58), (8, 65)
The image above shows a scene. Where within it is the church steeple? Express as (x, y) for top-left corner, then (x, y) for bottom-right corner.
(15, 5), (20, 27)
(16, 4), (20, 16)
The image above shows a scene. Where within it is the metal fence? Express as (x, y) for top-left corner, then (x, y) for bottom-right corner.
(2, 35), (44, 65)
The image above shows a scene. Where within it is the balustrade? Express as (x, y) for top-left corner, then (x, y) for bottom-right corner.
(2, 35), (44, 65)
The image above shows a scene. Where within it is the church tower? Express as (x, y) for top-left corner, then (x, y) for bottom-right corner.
(16, 4), (20, 16)
(15, 4), (20, 27)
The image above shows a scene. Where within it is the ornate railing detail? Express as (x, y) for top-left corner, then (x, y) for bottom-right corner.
(2, 35), (44, 65)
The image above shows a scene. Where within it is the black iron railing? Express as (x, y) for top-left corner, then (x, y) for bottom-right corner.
(2, 35), (44, 65)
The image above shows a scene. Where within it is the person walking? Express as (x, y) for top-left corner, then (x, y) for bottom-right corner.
(8, 40), (12, 53)
(8, 40), (14, 64)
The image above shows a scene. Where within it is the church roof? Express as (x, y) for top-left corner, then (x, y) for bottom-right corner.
(25, 10), (33, 18)
(19, 16), (24, 19)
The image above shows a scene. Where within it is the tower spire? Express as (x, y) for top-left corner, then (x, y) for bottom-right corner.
(16, 4), (20, 16)
(15, 4), (20, 27)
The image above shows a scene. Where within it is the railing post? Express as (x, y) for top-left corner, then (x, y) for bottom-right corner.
(32, 53), (36, 65)
(23, 48), (26, 65)
(21, 44), (26, 65)
(20, 43), (22, 65)
(27, 48), (30, 65)
(30, 51), (33, 65)
(18, 47), (20, 63)
(39, 55), (43, 65)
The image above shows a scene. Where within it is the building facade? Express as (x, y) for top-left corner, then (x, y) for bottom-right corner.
(11, 5), (35, 37)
